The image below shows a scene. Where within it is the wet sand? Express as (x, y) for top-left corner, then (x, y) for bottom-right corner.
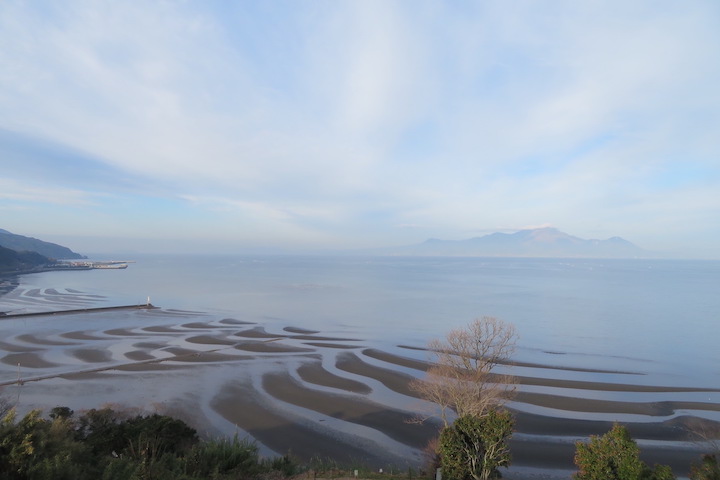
(72, 348), (113, 363)
(186, 334), (238, 345)
(212, 380), (388, 465)
(2, 351), (60, 368)
(124, 350), (156, 361)
(234, 327), (288, 339)
(220, 318), (256, 325)
(16, 333), (78, 346)
(61, 331), (108, 341)
(0, 297), (718, 479)
(296, 361), (372, 394)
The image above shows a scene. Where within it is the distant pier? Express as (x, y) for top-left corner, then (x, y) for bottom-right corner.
(56, 260), (135, 270)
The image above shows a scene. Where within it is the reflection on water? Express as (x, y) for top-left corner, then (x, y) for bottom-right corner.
(4, 255), (719, 381)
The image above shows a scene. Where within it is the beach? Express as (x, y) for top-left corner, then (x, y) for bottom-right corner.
(0, 284), (718, 479)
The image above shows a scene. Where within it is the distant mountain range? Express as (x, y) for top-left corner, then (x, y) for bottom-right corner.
(0, 229), (85, 260)
(376, 227), (649, 258)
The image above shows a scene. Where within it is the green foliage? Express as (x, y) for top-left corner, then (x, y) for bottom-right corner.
(75, 408), (197, 460)
(650, 464), (677, 480)
(75, 407), (125, 455)
(573, 424), (675, 480)
(123, 413), (198, 456)
(183, 436), (263, 478)
(263, 453), (298, 477)
(438, 410), (514, 480)
(690, 454), (720, 480)
(0, 245), (50, 272)
(0, 409), (98, 480)
(0, 406), (298, 480)
(48, 407), (73, 421)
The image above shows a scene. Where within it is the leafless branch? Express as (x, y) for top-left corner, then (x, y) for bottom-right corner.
(410, 317), (517, 427)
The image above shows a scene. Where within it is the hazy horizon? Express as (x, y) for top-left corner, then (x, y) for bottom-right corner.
(2, 2), (719, 258)
(27, 228), (710, 260)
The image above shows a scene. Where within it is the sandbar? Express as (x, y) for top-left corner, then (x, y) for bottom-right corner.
(336, 352), (417, 397)
(186, 335), (237, 346)
(3, 352), (59, 369)
(234, 342), (314, 353)
(61, 331), (107, 341)
(283, 326), (320, 334)
(220, 318), (256, 325)
(211, 381), (401, 467)
(234, 328), (287, 339)
(71, 348), (113, 363)
(297, 360), (372, 394)
(16, 333), (78, 346)
(302, 342), (362, 350)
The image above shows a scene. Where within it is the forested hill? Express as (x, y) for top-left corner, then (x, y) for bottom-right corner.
(0, 244), (50, 273)
(0, 229), (84, 259)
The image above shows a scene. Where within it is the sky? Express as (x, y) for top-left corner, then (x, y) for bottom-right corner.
(1, 1), (719, 257)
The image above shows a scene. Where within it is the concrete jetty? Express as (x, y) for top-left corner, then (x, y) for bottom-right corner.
(0, 303), (156, 318)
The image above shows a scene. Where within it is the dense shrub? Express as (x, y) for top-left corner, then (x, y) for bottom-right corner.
(438, 410), (513, 480)
(573, 424), (675, 480)
(184, 436), (264, 478)
(0, 407), (297, 480)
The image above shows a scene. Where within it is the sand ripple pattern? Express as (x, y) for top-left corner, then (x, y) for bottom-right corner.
(0, 286), (106, 314)
(0, 306), (718, 477)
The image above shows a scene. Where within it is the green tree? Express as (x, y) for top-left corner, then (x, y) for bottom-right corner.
(48, 407), (74, 421)
(0, 409), (47, 479)
(0, 406), (295, 480)
(122, 413), (197, 456)
(438, 410), (514, 480)
(651, 464), (677, 480)
(76, 408), (197, 459)
(75, 407), (125, 456)
(0, 408), (98, 480)
(574, 424), (675, 480)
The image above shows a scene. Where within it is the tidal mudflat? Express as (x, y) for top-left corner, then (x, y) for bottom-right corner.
(1, 285), (719, 479)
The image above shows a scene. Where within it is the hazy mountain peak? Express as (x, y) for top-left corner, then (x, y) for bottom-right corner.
(379, 228), (648, 258)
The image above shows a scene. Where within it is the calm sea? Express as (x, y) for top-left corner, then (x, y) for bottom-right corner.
(4, 255), (720, 386)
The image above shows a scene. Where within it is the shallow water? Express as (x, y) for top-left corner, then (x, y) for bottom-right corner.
(4, 255), (719, 382)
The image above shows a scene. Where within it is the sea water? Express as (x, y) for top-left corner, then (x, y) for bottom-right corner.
(3, 255), (719, 386)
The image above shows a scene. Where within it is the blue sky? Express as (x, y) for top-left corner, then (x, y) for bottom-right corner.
(1, 1), (719, 257)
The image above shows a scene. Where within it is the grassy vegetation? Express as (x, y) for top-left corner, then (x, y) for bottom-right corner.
(1, 404), (718, 480)
(0, 406), (300, 480)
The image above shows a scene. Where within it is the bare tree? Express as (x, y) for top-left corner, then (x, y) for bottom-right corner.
(410, 317), (517, 426)
(685, 417), (720, 455)
(0, 392), (12, 419)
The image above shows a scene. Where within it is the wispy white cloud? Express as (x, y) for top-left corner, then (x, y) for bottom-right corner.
(1, 0), (719, 254)
(0, 179), (100, 206)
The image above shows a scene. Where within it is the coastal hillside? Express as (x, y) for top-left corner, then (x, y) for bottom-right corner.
(379, 227), (648, 258)
(0, 229), (84, 260)
(0, 244), (50, 273)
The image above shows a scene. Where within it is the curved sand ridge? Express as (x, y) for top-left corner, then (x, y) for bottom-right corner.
(0, 306), (718, 478)
(0, 286), (105, 314)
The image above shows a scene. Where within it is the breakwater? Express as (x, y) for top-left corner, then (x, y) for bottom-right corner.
(0, 303), (155, 318)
